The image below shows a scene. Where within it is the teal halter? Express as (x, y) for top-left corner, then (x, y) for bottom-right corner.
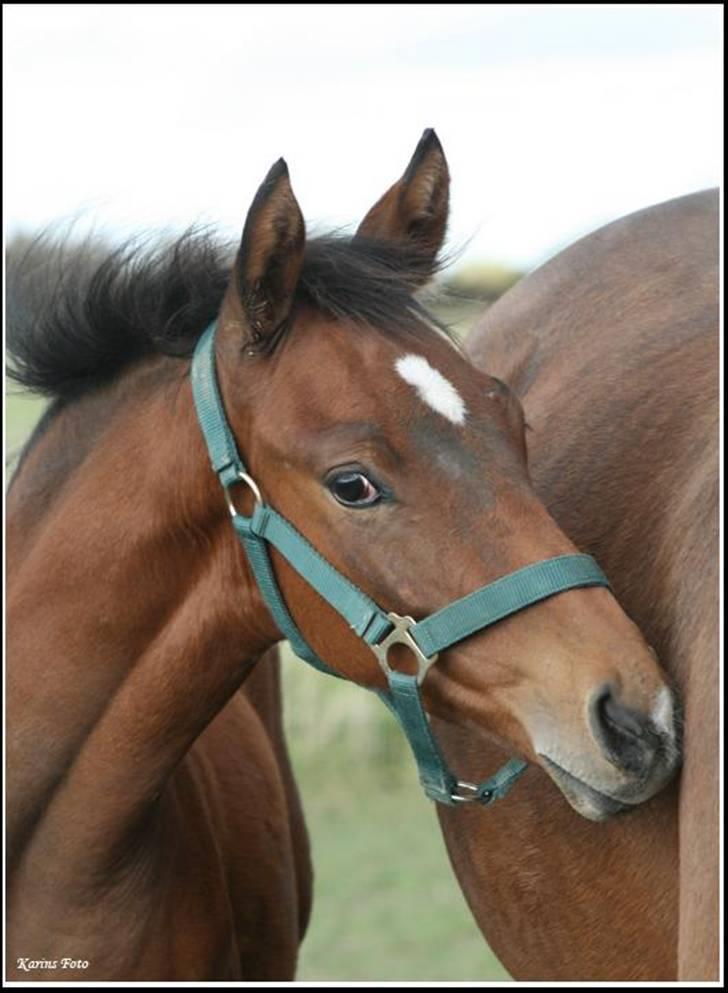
(191, 322), (610, 806)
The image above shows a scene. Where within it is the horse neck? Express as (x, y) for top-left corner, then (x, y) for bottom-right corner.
(6, 357), (277, 864)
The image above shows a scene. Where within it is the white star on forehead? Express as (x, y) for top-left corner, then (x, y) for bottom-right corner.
(394, 354), (467, 425)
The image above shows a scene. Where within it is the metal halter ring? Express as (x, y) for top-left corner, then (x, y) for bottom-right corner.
(370, 611), (439, 685)
(224, 471), (263, 518)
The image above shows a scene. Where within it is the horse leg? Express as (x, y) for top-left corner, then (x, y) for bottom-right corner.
(242, 648), (313, 943)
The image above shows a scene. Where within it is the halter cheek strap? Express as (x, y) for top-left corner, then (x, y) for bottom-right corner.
(191, 322), (611, 806)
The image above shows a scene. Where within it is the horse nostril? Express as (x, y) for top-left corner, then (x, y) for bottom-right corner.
(589, 685), (660, 776)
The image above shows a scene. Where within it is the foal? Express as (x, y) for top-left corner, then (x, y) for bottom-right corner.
(7, 131), (680, 980)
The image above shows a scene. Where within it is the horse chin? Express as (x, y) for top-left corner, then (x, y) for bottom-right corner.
(540, 756), (632, 822)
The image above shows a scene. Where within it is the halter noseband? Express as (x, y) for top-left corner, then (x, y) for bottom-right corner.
(191, 322), (610, 807)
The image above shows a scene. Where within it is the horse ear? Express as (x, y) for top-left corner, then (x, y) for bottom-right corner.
(229, 158), (305, 347)
(355, 128), (449, 278)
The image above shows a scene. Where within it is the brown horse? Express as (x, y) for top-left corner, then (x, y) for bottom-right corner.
(435, 189), (719, 981)
(7, 131), (681, 980)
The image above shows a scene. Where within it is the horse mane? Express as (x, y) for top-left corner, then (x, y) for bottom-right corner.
(7, 227), (451, 403)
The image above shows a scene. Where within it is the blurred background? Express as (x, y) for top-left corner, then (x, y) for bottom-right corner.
(4, 3), (722, 982)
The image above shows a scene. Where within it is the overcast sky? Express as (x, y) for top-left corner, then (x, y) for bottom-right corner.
(4, 4), (722, 270)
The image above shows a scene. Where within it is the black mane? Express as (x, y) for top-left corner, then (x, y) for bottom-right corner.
(7, 228), (449, 402)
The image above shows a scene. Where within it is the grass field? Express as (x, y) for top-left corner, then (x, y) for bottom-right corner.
(5, 291), (512, 981)
(279, 649), (511, 982)
(5, 390), (47, 459)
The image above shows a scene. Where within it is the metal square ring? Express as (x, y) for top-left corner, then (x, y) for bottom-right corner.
(370, 611), (439, 685)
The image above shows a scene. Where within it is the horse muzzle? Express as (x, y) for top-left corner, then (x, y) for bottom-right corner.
(538, 683), (681, 821)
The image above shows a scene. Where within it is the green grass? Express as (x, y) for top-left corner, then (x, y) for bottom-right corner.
(291, 772), (509, 981)
(280, 649), (511, 982)
(5, 390), (47, 462)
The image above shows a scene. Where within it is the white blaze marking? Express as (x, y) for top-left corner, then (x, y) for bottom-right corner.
(652, 686), (674, 734)
(395, 354), (467, 425)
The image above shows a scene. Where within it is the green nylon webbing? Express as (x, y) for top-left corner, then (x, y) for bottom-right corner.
(190, 320), (611, 808)
(190, 324), (245, 488)
(249, 505), (392, 644)
(237, 508), (527, 804)
(386, 671), (458, 804)
(411, 554), (608, 658)
(233, 515), (341, 679)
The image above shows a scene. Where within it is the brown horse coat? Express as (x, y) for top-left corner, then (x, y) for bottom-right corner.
(5, 372), (312, 981)
(434, 189), (718, 980)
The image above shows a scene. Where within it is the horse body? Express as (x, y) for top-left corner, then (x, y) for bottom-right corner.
(436, 189), (718, 980)
(6, 361), (310, 980)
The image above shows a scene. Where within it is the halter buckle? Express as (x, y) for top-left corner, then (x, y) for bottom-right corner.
(224, 471), (263, 518)
(371, 612), (439, 685)
(450, 780), (482, 804)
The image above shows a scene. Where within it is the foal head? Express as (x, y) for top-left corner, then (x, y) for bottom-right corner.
(212, 130), (679, 820)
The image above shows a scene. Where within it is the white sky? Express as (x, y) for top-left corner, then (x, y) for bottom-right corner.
(3, 3), (723, 270)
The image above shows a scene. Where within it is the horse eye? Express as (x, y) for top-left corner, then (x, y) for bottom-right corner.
(328, 470), (381, 508)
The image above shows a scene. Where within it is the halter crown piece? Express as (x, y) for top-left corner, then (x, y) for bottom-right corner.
(191, 322), (611, 806)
